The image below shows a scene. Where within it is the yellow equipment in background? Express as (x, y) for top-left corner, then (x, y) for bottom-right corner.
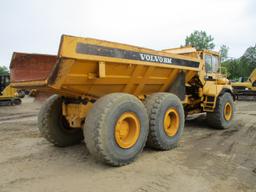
(232, 68), (256, 98)
(0, 75), (21, 105)
(10, 35), (235, 166)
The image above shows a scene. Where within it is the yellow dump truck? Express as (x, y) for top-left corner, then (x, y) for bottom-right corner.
(10, 35), (235, 166)
(232, 68), (256, 98)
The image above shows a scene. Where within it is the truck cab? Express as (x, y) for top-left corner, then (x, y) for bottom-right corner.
(163, 46), (233, 112)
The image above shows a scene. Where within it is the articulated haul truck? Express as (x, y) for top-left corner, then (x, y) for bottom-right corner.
(10, 35), (235, 166)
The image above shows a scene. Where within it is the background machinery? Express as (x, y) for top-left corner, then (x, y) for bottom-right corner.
(232, 68), (256, 99)
(0, 74), (22, 105)
(10, 35), (235, 166)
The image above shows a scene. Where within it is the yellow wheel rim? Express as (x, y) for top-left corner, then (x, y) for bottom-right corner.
(164, 108), (180, 137)
(224, 103), (232, 121)
(115, 112), (140, 149)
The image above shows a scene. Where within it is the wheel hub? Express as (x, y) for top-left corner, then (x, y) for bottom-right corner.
(115, 112), (140, 149)
(224, 102), (232, 121)
(164, 108), (180, 137)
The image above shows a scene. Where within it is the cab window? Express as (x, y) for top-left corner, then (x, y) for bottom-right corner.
(205, 54), (219, 73)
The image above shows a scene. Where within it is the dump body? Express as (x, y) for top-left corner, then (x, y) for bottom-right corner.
(11, 35), (201, 99)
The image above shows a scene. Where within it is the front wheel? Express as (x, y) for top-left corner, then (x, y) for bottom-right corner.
(206, 92), (235, 129)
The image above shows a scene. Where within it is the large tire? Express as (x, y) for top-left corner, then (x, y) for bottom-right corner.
(144, 93), (185, 150)
(38, 95), (84, 147)
(206, 92), (234, 129)
(83, 93), (149, 166)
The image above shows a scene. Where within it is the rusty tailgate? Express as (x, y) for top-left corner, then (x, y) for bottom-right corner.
(10, 52), (57, 87)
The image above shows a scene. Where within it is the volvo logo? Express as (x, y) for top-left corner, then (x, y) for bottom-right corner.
(139, 53), (173, 64)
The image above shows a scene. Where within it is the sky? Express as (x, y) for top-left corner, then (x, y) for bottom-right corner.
(0, 0), (255, 67)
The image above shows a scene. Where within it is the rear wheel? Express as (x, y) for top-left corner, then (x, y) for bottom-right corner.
(83, 93), (149, 166)
(144, 93), (185, 150)
(206, 92), (234, 129)
(38, 95), (84, 147)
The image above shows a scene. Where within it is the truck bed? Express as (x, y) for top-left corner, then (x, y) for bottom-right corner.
(10, 35), (201, 98)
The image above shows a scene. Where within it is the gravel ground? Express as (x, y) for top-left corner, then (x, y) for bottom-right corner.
(0, 98), (255, 192)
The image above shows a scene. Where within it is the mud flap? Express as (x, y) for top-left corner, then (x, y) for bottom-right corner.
(168, 71), (185, 100)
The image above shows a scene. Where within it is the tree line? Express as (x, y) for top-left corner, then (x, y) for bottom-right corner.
(222, 46), (256, 79)
(0, 65), (8, 75)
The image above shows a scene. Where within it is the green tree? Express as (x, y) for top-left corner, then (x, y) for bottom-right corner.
(0, 65), (9, 75)
(239, 44), (256, 77)
(222, 44), (256, 80)
(185, 30), (215, 50)
(222, 59), (241, 79)
(220, 45), (229, 62)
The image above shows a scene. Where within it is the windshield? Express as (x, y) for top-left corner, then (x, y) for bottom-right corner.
(205, 54), (219, 73)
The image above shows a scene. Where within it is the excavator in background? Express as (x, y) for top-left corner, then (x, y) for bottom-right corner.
(232, 68), (256, 99)
(0, 74), (22, 105)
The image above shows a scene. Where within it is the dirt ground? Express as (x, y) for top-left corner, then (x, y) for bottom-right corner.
(0, 97), (255, 192)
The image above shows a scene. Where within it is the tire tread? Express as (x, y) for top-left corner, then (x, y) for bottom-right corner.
(38, 95), (83, 147)
(144, 93), (184, 150)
